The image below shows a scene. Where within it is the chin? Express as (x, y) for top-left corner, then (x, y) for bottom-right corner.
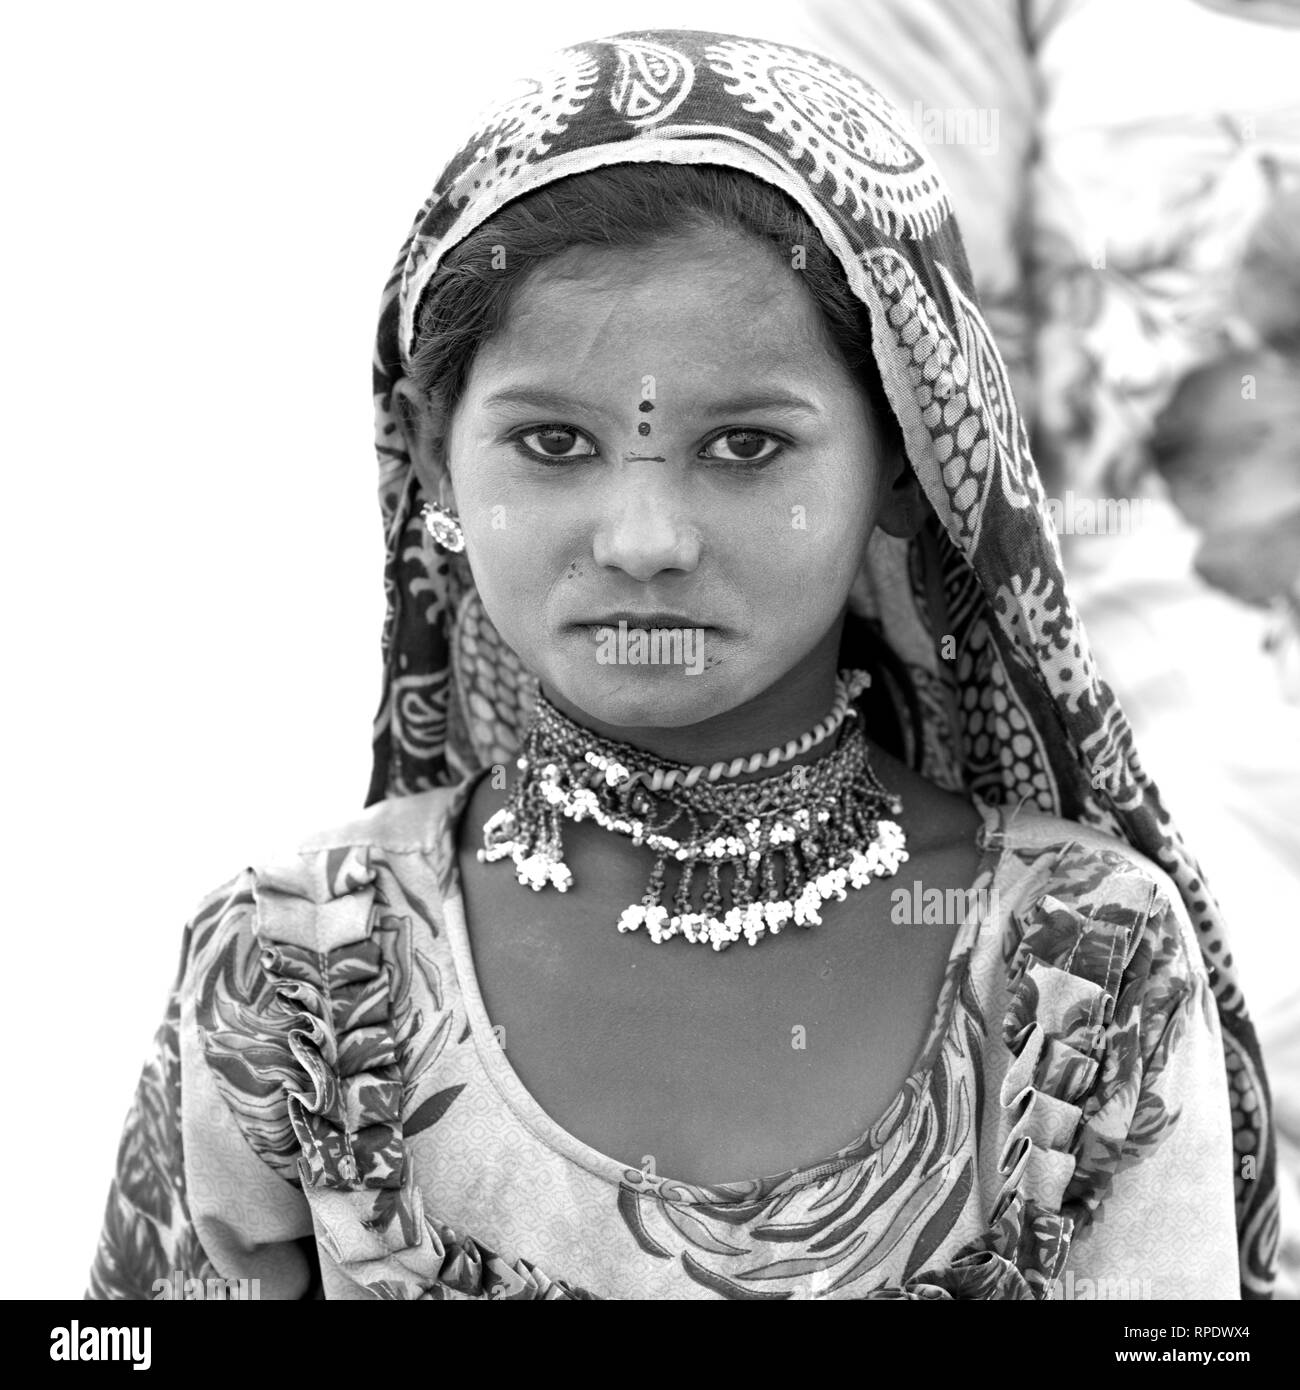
(542, 659), (740, 733)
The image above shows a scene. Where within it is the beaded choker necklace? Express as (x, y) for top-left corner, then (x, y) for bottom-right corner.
(479, 670), (910, 951)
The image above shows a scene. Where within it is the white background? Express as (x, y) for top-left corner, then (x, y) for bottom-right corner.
(1, 0), (818, 1301)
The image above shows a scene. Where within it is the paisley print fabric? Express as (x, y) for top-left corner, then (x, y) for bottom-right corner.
(88, 786), (1241, 1299)
(87, 27), (1273, 1299)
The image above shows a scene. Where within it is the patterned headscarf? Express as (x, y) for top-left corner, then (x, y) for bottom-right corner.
(366, 29), (1276, 1297)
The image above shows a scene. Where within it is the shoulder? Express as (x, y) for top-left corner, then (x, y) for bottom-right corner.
(985, 799), (1206, 1053)
(174, 784), (466, 976)
(994, 799), (1196, 951)
(282, 783), (473, 856)
(182, 780), (477, 969)
(869, 732), (1201, 985)
(873, 744), (1201, 989)
(177, 781), (476, 1182)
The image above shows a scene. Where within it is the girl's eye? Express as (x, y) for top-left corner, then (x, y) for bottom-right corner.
(702, 429), (783, 466)
(510, 424), (785, 466)
(515, 425), (598, 461)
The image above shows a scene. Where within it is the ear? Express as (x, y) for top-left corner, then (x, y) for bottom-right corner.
(874, 448), (927, 539)
(391, 377), (457, 509)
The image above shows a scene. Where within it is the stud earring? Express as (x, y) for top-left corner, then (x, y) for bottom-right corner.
(421, 500), (465, 553)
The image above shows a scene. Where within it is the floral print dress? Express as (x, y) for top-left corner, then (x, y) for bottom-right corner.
(88, 778), (1240, 1300)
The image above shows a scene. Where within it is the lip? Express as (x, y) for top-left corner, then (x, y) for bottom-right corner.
(574, 612), (713, 630)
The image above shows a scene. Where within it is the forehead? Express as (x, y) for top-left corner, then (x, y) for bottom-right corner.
(469, 227), (839, 382)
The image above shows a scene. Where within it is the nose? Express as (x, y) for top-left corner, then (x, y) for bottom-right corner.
(591, 464), (701, 581)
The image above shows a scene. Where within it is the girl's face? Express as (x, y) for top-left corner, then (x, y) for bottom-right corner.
(414, 226), (912, 734)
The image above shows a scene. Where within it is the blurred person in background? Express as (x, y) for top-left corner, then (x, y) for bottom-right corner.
(1182, 182), (1300, 702)
(1152, 346), (1300, 700)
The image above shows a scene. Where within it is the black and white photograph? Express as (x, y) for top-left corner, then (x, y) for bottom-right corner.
(6, 0), (1299, 1345)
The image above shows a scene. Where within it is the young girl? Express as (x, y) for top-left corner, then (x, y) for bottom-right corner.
(88, 29), (1276, 1300)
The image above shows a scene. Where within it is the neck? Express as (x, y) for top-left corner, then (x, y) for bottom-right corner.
(539, 633), (851, 780)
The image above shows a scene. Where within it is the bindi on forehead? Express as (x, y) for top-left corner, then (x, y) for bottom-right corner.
(627, 392), (660, 457)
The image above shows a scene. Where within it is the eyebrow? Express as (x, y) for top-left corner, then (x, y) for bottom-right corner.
(479, 387), (822, 419)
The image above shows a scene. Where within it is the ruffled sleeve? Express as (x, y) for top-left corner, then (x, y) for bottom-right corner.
(1055, 890), (1239, 1299)
(955, 856), (1238, 1299)
(988, 887), (1136, 1292)
(851, 886), (1119, 1300)
(246, 838), (600, 1300)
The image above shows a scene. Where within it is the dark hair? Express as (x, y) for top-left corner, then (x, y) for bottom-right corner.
(405, 162), (923, 766)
